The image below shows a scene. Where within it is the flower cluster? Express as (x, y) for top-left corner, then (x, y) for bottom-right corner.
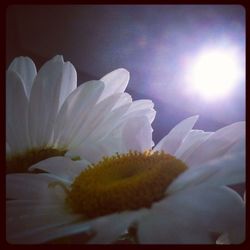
(6, 56), (245, 244)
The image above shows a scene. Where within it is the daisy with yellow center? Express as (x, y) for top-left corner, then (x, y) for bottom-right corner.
(6, 56), (155, 173)
(6, 116), (245, 244)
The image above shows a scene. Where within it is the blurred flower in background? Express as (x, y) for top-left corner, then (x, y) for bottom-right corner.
(6, 55), (155, 173)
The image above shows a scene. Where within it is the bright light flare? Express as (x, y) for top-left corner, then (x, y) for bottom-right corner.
(187, 47), (242, 101)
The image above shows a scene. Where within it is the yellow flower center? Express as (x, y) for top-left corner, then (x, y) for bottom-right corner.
(67, 151), (187, 219)
(6, 147), (67, 173)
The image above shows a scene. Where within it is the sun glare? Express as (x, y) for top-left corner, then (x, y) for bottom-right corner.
(187, 47), (242, 101)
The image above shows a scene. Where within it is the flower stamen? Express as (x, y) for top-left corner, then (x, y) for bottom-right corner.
(67, 150), (187, 219)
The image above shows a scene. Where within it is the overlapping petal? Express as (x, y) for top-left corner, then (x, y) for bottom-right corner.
(8, 56), (37, 98)
(6, 71), (30, 153)
(138, 186), (245, 244)
(28, 56), (77, 148)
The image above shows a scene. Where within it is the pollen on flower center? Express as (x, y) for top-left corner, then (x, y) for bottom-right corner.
(67, 151), (187, 219)
(6, 147), (67, 173)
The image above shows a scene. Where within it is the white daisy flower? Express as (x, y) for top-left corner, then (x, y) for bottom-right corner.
(6, 116), (245, 244)
(6, 55), (155, 173)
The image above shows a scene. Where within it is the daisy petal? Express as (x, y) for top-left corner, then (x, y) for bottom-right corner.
(8, 219), (91, 244)
(175, 130), (212, 160)
(216, 233), (231, 244)
(99, 68), (129, 102)
(89, 211), (143, 244)
(138, 186), (245, 244)
(6, 173), (67, 202)
(167, 151), (245, 194)
(185, 121), (245, 167)
(154, 115), (199, 155)
(53, 80), (104, 147)
(29, 156), (89, 181)
(6, 71), (30, 153)
(7, 200), (64, 217)
(226, 137), (245, 155)
(86, 101), (131, 143)
(90, 99), (155, 145)
(125, 99), (156, 123)
(7, 206), (82, 244)
(68, 93), (126, 147)
(8, 56), (37, 98)
(74, 101), (155, 163)
(122, 116), (154, 151)
(28, 55), (77, 148)
(111, 92), (132, 110)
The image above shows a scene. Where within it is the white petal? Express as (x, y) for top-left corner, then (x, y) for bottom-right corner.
(216, 233), (230, 244)
(138, 186), (245, 244)
(68, 93), (126, 148)
(66, 99), (155, 163)
(7, 200), (64, 217)
(124, 99), (156, 123)
(28, 55), (77, 148)
(99, 68), (129, 102)
(89, 211), (143, 244)
(226, 137), (245, 154)
(66, 140), (110, 164)
(7, 207), (82, 244)
(121, 116), (154, 152)
(8, 56), (37, 98)
(29, 156), (89, 181)
(85, 100), (132, 143)
(154, 115), (199, 155)
(175, 130), (212, 160)
(6, 71), (30, 153)
(168, 151), (245, 194)
(110, 92), (132, 110)
(53, 80), (104, 147)
(6, 173), (67, 202)
(8, 219), (91, 244)
(185, 121), (245, 167)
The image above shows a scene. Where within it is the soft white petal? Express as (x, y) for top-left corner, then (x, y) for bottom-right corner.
(124, 99), (156, 123)
(7, 200), (64, 217)
(67, 98), (156, 163)
(138, 186), (245, 244)
(8, 219), (91, 244)
(7, 208), (82, 244)
(8, 56), (37, 98)
(175, 130), (212, 160)
(99, 68), (129, 102)
(225, 137), (245, 155)
(53, 80), (104, 147)
(88, 99), (155, 144)
(85, 101), (132, 143)
(110, 92), (132, 110)
(216, 233), (231, 244)
(88, 210), (144, 244)
(6, 71), (30, 153)
(168, 151), (245, 194)
(78, 93), (133, 142)
(66, 140), (110, 164)
(29, 156), (89, 181)
(185, 121), (245, 167)
(6, 173), (67, 202)
(154, 115), (199, 155)
(121, 116), (154, 152)
(28, 55), (77, 148)
(68, 93), (126, 148)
